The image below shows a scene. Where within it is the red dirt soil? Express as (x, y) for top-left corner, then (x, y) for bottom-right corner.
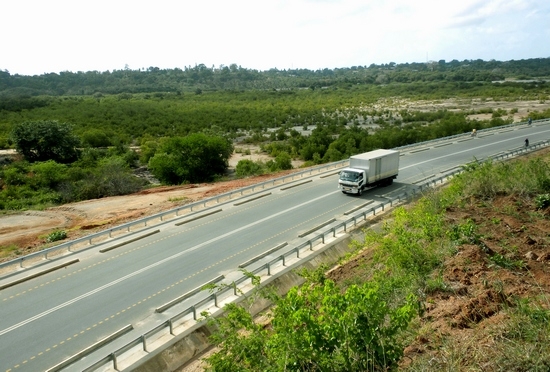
(0, 169), (301, 260)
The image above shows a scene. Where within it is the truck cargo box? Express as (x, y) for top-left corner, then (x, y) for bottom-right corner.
(349, 149), (399, 184)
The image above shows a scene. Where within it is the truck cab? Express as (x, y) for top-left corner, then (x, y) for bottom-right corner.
(338, 168), (366, 195)
(338, 149), (399, 196)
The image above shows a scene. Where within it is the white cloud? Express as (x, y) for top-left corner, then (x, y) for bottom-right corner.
(1, 0), (548, 75)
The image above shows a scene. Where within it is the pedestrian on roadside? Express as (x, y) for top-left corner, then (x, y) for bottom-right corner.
(525, 138), (529, 148)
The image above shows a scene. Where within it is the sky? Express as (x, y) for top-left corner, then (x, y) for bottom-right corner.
(2, 0), (550, 76)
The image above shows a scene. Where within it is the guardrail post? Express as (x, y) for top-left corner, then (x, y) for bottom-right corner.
(267, 263), (271, 276)
(169, 319), (175, 335)
(112, 352), (119, 371)
(296, 247), (300, 259)
(192, 306), (197, 320)
(214, 293), (219, 308)
(142, 335), (147, 352)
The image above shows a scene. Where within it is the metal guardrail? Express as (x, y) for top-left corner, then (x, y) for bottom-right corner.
(0, 160), (348, 275)
(81, 189), (438, 372)
(395, 118), (548, 152)
(3, 119), (548, 276)
(81, 137), (550, 372)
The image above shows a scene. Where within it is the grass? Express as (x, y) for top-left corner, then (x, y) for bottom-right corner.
(167, 196), (189, 203)
(0, 244), (20, 259)
(328, 153), (550, 370)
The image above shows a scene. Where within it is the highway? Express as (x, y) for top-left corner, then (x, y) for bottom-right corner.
(0, 122), (549, 372)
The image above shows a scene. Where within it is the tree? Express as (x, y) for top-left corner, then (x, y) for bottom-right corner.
(274, 151), (292, 170)
(11, 120), (80, 163)
(148, 133), (233, 184)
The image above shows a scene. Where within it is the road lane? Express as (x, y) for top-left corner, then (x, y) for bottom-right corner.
(1, 122), (549, 371)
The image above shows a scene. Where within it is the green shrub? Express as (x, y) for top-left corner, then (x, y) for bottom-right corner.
(235, 159), (264, 177)
(275, 151), (292, 170)
(148, 134), (233, 184)
(46, 230), (67, 243)
(204, 277), (417, 372)
(535, 194), (550, 209)
(81, 129), (112, 147)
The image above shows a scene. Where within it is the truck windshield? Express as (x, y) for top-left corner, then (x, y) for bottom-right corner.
(340, 171), (360, 181)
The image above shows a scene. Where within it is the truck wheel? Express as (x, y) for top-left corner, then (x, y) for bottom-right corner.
(358, 188), (362, 196)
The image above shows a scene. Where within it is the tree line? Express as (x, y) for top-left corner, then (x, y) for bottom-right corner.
(1, 58), (549, 97)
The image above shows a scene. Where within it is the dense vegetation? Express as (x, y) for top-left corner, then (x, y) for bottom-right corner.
(2, 58), (550, 96)
(1, 58), (550, 142)
(201, 155), (550, 371)
(0, 58), (549, 212)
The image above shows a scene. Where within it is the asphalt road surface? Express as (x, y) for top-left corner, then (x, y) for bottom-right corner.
(1, 122), (548, 372)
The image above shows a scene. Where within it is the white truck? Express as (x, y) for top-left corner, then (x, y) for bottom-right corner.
(338, 149), (399, 195)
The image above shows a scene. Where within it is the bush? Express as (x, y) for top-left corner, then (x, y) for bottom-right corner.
(204, 276), (417, 372)
(274, 151), (292, 170)
(46, 230), (67, 243)
(29, 161), (68, 189)
(11, 120), (80, 163)
(81, 129), (112, 147)
(148, 134), (233, 184)
(265, 152), (293, 172)
(61, 157), (146, 201)
(235, 159), (264, 177)
(535, 194), (550, 209)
